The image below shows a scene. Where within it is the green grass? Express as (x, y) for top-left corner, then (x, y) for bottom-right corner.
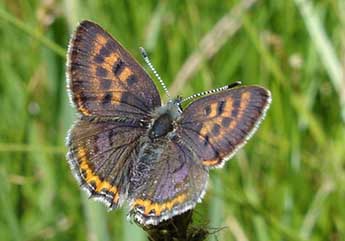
(1, 0), (344, 240)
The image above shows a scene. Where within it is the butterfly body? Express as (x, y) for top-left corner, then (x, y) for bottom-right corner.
(66, 20), (271, 225)
(148, 99), (182, 140)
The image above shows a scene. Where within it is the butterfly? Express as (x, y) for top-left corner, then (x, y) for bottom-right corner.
(66, 20), (271, 226)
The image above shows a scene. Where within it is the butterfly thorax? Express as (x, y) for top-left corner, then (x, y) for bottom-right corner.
(149, 98), (182, 140)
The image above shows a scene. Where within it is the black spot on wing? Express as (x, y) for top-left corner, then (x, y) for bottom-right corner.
(127, 75), (137, 86)
(217, 101), (225, 115)
(79, 94), (88, 105)
(94, 43), (112, 64)
(221, 117), (232, 128)
(99, 42), (112, 57)
(96, 66), (108, 77)
(102, 93), (112, 106)
(100, 78), (112, 89)
(204, 135), (209, 147)
(204, 105), (211, 116)
(94, 55), (104, 64)
(232, 99), (241, 117)
(113, 59), (125, 76)
(212, 123), (221, 136)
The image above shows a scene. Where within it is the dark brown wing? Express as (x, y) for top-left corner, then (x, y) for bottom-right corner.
(129, 138), (208, 225)
(67, 20), (161, 120)
(177, 86), (271, 167)
(67, 119), (145, 208)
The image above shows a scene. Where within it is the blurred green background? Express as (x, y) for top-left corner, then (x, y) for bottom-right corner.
(1, 0), (345, 240)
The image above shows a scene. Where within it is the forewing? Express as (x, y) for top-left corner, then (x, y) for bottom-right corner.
(67, 119), (145, 208)
(178, 86), (271, 167)
(129, 139), (208, 225)
(67, 20), (161, 120)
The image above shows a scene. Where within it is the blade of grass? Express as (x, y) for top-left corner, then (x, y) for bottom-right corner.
(0, 169), (22, 241)
(123, 211), (146, 241)
(253, 215), (270, 241)
(209, 176), (224, 240)
(222, 189), (307, 241)
(83, 198), (110, 241)
(170, 0), (258, 96)
(226, 215), (249, 241)
(0, 6), (65, 57)
(294, 0), (345, 120)
(299, 180), (334, 240)
(0, 143), (65, 153)
(242, 15), (326, 144)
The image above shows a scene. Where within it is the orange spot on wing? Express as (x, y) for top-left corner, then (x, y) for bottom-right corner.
(86, 175), (101, 185)
(96, 181), (111, 191)
(94, 53), (119, 76)
(113, 193), (120, 204)
(239, 91), (251, 112)
(104, 53), (119, 68)
(118, 67), (132, 82)
(133, 193), (187, 216)
(92, 34), (107, 54)
(208, 102), (218, 118)
(222, 98), (233, 116)
(203, 159), (219, 166)
(96, 34), (107, 44)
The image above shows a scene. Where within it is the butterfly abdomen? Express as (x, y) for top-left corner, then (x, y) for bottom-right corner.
(129, 140), (165, 194)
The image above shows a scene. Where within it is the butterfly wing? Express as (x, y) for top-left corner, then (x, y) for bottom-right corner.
(67, 20), (161, 120)
(67, 119), (146, 208)
(177, 86), (271, 167)
(129, 138), (208, 225)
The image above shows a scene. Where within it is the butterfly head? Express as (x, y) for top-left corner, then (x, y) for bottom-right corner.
(169, 96), (183, 112)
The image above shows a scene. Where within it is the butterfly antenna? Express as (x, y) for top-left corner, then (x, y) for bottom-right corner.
(140, 47), (171, 99)
(181, 81), (242, 104)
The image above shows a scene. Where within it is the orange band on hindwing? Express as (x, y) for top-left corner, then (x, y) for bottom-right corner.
(77, 147), (120, 204)
(132, 193), (187, 216)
